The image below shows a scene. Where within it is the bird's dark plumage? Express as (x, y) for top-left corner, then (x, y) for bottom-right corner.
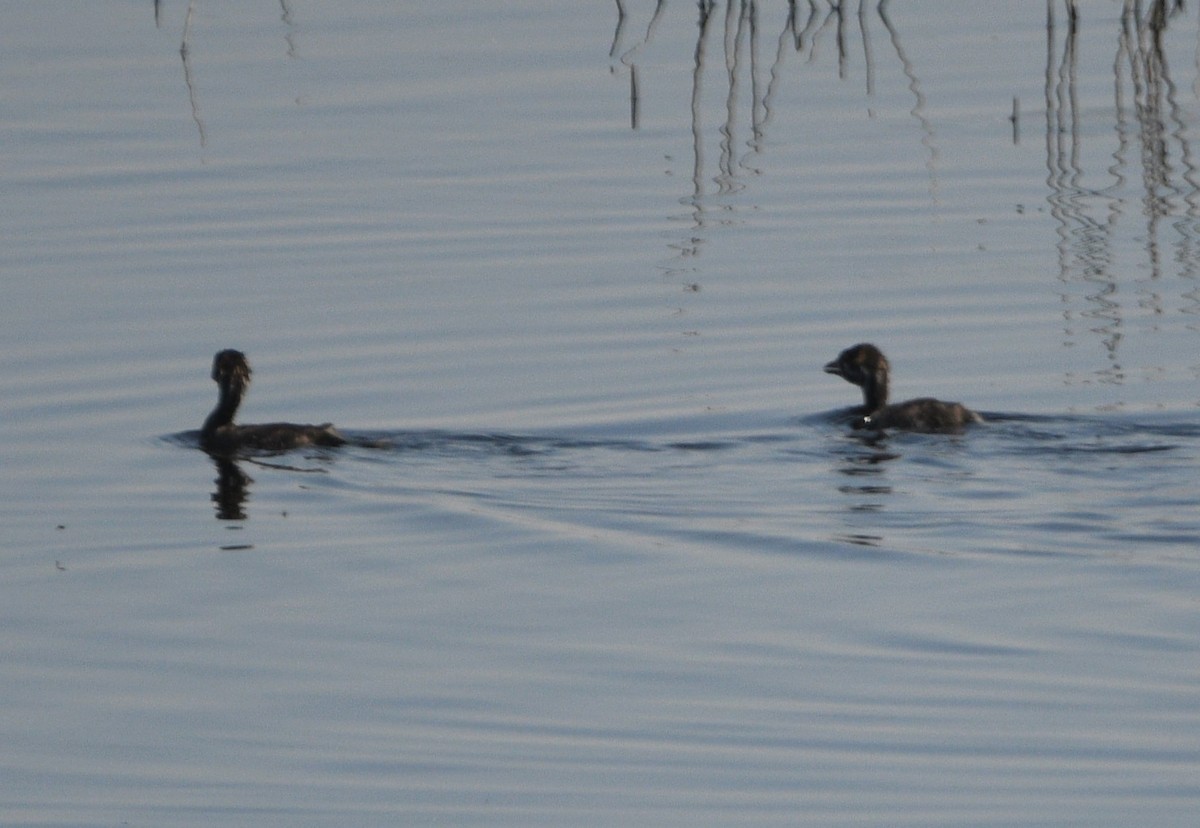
(824, 343), (981, 433)
(200, 349), (344, 454)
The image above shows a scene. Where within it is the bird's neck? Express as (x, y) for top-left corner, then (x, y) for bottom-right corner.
(861, 370), (889, 412)
(202, 383), (242, 434)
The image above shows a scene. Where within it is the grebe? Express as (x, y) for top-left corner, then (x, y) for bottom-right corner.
(200, 349), (345, 453)
(824, 343), (981, 433)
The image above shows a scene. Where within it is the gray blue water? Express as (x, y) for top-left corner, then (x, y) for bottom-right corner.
(2, 1), (1199, 824)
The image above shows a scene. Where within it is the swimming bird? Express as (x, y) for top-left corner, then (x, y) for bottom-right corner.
(200, 349), (345, 453)
(824, 343), (981, 433)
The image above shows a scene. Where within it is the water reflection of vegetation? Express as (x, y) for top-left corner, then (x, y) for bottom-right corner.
(612, 0), (1200, 380)
(154, 0), (298, 149)
(1045, 0), (1200, 378)
(610, 1), (934, 280)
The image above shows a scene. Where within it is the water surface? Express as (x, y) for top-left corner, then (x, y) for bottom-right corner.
(2, 1), (1199, 824)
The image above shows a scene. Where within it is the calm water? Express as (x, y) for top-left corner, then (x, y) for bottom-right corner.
(3, 1), (1200, 824)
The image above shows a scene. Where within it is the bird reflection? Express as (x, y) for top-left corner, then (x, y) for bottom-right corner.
(205, 451), (329, 521)
(210, 455), (252, 521)
(830, 437), (897, 548)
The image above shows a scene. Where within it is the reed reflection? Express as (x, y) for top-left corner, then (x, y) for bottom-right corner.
(877, 1), (938, 200)
(156, 0), (300, 149)
(611, 1), (1199, 373)
(611, 0), (668, 129)
(179, 1), (209, 149)
(609, 1), (933, 283)
(1046, 0), (1200, 372)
